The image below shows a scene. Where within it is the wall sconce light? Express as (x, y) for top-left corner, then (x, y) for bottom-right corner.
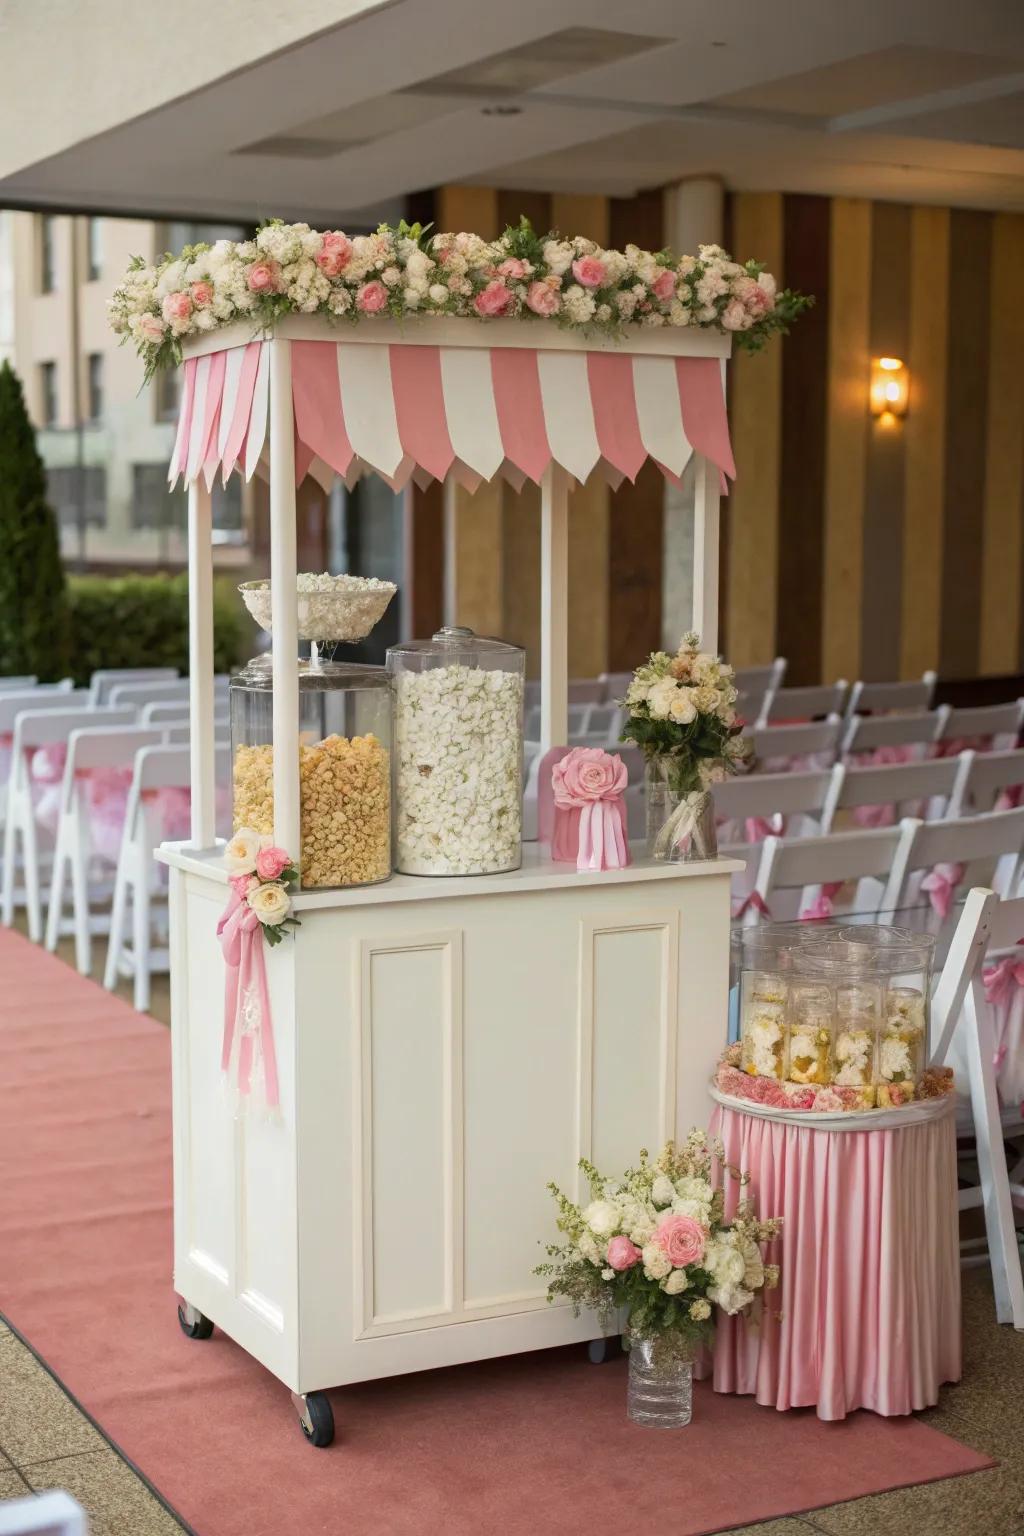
(870, 356), (909, 420)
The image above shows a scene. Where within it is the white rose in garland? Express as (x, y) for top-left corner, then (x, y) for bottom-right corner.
(223, 826), (267, 875)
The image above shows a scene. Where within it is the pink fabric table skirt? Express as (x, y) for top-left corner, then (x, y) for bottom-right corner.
(706, 1096), (961, 1421)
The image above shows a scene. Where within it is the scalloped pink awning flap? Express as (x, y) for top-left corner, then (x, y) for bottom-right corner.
(169, 338), (734, 491)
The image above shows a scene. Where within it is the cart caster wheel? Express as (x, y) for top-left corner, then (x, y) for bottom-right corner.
(292, 1391), (334, 1448)
(176, 1302), (213, 1340)
(587, 1336), (622, 1364)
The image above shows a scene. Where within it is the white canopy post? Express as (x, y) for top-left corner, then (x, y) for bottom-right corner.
(187, 479), (216, 848)
(268, 337), (301, 856)
(540, 464), (569, 752)
(692, 456), (721, 653)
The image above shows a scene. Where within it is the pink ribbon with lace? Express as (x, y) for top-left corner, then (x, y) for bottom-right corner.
(217, 882), (281, 1111)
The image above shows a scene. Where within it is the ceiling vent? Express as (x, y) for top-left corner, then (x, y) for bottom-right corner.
(403, 28), (670, 99)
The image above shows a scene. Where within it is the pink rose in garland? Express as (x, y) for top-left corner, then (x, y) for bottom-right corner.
(526, 280), (560, 317)
(496, 256), (531, 279)
(161, 291), (192, 323)
(356, 280), (388, 313)
(571, 255), (608, 288)
(247, 260), (283, 294)
(473, 279), (515, 317)
(651, 267), (676, 302)
(316, 231), (353, 277)
(656, 1213), (706, 1268)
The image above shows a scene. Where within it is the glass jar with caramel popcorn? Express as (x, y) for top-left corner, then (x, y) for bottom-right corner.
(229, 655), (392, 889)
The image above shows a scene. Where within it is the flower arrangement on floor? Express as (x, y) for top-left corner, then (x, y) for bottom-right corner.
(107, 216), (812, 377)
(537, 1134), (781, 1427)
(620, 631), (749, 861)
(222, 827), (301, 946)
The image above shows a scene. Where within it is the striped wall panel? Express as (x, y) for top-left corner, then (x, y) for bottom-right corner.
(727, 193), (1024, 682)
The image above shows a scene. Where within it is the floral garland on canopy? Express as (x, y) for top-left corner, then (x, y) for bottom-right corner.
(108, 216), (811, 377)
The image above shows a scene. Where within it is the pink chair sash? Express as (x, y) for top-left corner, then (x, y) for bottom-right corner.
(217, 886), (280, 1111)
(920, 862), (963, 920)
(798, 880), (844, 922)
(732, 891), (771, 921)
(982, 949), (1024, 1111)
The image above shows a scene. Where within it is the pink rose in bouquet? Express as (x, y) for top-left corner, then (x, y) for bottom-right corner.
(571, 255), (608, 289)
(656, 1213), (706, 1268)
(496, 257), (531, 280)
(190, 281), (213, 308)
(552, 747), (627, 807)
(137, 313), (166, 344)
(473, 279), (514, 317)
(255, 845), (292, 881)
(651, 268), (676, 302)
(606, 1235), (641, 1271)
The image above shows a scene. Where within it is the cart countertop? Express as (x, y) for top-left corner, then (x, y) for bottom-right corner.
(157, 841), (742, 909)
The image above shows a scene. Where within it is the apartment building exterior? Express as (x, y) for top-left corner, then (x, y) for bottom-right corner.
(2, 210), (253, 567)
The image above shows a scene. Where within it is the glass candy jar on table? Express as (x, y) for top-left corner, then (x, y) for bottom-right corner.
(387, 627), (524, 876)
(229, 575), (396, 890)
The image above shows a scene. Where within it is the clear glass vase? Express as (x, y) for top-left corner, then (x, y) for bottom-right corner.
(644, 757), (717, 863)
(626, 1336), (694, 1428)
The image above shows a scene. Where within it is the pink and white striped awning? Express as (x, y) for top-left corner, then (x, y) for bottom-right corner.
(170, 336), (735, 494)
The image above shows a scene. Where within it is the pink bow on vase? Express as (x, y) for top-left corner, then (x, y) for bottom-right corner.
(217, 882), (281, 1112)
(551, 748), (631, 872)
(799, 881), (844, 922)
(920, 862), (964, 920)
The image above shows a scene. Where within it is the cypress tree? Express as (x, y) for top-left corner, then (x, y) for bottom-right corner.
(0, 361), (70, 679)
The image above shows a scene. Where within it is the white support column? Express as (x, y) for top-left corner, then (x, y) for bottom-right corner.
(268, 338), (301, 856)
(187, 479), (216, 848)
(692, 456), (720, 653)
(540, 464), (569, 752)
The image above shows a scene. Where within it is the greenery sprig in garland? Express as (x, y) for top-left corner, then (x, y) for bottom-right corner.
(108, 215), (812, 378)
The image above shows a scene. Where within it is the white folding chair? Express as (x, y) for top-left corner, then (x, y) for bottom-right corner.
(750, 715), (843, 770)
(575, 702), (621, 743)
(755, 680), (848, 728)
(842, 708), (945, 760)
(44, 724), (165, 974)
(0, 695), (97, 939)
(747, 824), (906, 925)
(108, 676), (229, 712)
(568, 679), (605, 705)
(598, 671), (633, 704)
(936, 699), (1024, 753)
(0, 675), (39, 692)
(820, 756), (971, 834)
(931, 887), (1024, 1327)
(0, 687), (84, 830)
(104, 742), (230, 1011)
(881, 806), (1024, 920)
(0, 1489), (87, 1535)
(844, 671), (937, 720)
(957, 748), (1024, 814)
(90, 667), (179, 706)
(734, 657), (786, 693)
(716, 769), (832, 907)
(140, 701), (230, 732)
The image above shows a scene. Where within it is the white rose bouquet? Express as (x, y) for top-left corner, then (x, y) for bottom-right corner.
(621, 632), (750, 859)
(536, 1133), (780, 1355)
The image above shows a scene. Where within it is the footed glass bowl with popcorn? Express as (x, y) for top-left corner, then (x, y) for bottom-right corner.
(239, 572), (396, 646)
(727, 926), (939, 1114)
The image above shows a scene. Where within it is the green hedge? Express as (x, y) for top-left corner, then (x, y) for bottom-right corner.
(65, 573), (248, 686)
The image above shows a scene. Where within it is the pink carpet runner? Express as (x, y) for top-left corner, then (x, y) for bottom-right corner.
(0, 931), (991, 1536)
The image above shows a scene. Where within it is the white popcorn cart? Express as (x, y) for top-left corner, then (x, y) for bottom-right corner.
(158, 313), (739, 1446)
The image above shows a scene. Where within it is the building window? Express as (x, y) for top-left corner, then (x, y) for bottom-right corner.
(87, 218), (102, 281)
(39, 216), (57, 294)
(86, 354), (103, 422)
(155, 367), (181, 422)
(46, 466), (107, 527)
(39, 361), (58, 426)
(132, 463), (244, 542)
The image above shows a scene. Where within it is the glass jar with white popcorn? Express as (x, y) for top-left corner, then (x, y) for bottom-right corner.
(387, 627), (525, 876)
(740, 971), (788, 1079)
(838, 925), (935, 1101)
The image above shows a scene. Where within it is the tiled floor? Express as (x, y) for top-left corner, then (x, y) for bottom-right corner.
(3, 920), (1024, 1534)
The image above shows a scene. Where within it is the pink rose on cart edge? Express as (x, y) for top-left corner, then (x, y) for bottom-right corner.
(256, 845), (293, 881)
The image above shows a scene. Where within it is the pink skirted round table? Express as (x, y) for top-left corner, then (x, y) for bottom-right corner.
(706, 1088), (961, 1421)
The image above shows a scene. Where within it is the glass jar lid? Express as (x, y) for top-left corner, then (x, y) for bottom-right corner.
(231, 654), (390, 692)
(387, 625), (524, 660)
